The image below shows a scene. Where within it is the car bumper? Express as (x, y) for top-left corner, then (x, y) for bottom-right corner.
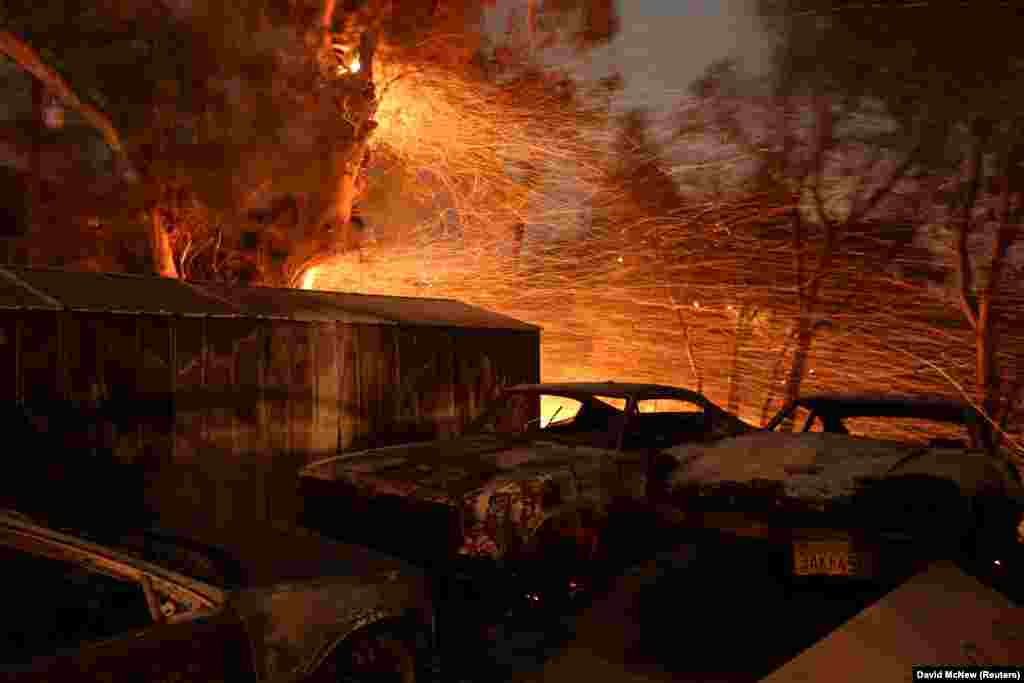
(657, 505), (931, 583)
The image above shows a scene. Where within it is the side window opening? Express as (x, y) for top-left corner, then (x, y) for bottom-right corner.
(593, 395), (627, 411)
(0, 541), (155, 667)
(800, 408), (825, 432)
(772, 405), (821, 432)
(630, 398), (707, 449)
(636, 399), (702, 414)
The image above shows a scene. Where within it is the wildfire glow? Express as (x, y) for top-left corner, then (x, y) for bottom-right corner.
(349, 56), (361, 73)
(300, 266), (320, 290)
(305, 43), (1024, 468)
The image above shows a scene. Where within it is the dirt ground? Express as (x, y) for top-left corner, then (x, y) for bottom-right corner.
(464, 540), (900, 683)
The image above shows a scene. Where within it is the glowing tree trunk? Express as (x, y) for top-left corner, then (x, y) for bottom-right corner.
(148, 205), (179, 278)
(726, 303), (755, 415)
(289, 31), (378, 286)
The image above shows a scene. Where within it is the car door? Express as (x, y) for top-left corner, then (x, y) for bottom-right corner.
(4, 610), (258, 683)
(0, 532), (256, 682)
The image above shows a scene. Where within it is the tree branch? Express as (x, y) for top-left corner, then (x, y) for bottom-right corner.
(956, 134), (985, 330)
(319, 0), (339, 58)
(0, 30), (130, 170)
(981, 143), (1020, 325)
(848, 147), (919, 224)
(792, 206), (806, 301)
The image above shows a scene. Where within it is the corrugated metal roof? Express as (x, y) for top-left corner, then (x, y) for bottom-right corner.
(0, 268), (61, 310)
(0, 267), (539, 331)
(191, 282), (394, 325)
(0, 266), (240, 316)
(507, 382), (709, 401)
(196, 281), (539, 330)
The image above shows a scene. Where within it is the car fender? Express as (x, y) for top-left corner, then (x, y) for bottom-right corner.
(231, 574), (433, 682)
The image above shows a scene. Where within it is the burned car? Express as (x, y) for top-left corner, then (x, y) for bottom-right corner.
(660, 394), (1024, 591)
(300, 382), (753, 605)
(0, 509), (434, 682)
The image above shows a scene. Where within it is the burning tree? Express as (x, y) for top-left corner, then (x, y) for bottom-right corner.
(0, 0), (619, 284)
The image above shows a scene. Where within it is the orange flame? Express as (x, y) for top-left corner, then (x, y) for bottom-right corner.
(300, 266), (320, 290)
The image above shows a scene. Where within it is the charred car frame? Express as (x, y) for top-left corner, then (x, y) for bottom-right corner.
(660, 394), (1024, 599)
(299, 382), (753, 636)
(0, 509), (435, 682)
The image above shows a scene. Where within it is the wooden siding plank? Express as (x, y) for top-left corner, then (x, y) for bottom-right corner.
(313, 321), (340, 456)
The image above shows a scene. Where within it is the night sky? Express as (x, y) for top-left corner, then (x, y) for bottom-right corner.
(586, 0), (773, 112)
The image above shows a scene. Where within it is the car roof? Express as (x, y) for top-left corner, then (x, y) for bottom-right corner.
(792, 394), (978, 422)
(505, 382), (713, 404)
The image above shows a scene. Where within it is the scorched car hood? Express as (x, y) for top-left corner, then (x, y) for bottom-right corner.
(302, 434), (638, 559)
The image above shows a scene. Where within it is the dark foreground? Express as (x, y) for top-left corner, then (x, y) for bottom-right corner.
(439, 536), (903, 683)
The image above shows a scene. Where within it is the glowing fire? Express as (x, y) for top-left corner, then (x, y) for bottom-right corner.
(332, 47), (361, 76)
(541, 395), (583, 427)
(300, 266), (320, 290)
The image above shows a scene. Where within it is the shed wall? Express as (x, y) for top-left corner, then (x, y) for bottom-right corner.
(3, 310), (539, 533)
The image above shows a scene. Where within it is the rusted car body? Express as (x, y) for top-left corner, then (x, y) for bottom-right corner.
(661, 395), (1024, 590)
(300, 382), (752, 603)
(0, 510), (434, 682)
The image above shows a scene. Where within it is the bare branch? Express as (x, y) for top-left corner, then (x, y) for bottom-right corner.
(956, 223), (978, 330)
(0, 30), (132, 174)
(955, 133), (985, 330)
(791, 207), (806, 301)
(981, 145), (1020, 324)
(669, 291), (702, 393)
(848, 148), (919, 224)
(318, 0), (338, 58)
(811, 175), (834, 231)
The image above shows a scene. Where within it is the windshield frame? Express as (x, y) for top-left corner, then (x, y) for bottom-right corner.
(765, 397), (991, 449)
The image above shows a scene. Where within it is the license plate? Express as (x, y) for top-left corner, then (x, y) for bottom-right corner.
(793, 539), (863, 577)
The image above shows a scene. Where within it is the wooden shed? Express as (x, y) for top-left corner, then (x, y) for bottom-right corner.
(0, 266), (539, 532)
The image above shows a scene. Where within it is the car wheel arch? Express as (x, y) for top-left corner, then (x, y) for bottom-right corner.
(309, 615), (428, 682)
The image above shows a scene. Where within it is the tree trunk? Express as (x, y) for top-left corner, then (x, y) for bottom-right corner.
(148, 206), (179, 278)
(669, 292), (702, 394)
(965, 140), (1020, 450)
(783, 319), (813, 409)
(726, 303), (754, 415)
(761, 320), (797, 426)
(292, 31), (377, 287)
(317, 0), (338, 62)
(330, 142), (369, 249)
(977, 322), (999, 442)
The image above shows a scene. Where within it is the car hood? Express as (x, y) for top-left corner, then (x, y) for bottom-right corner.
(302, 435), (638, 559)
(200, 525), (422, 588)
(668, 431), (1020, 503)
(302, 434), (629, 504)
(221, 527), (431, 681)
